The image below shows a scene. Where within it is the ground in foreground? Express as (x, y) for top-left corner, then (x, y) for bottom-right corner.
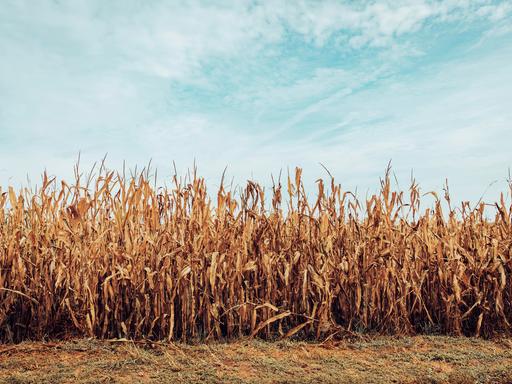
(1, 336), (512, 383)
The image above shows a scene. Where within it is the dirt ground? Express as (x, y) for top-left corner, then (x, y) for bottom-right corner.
(1, 336), (512, 383)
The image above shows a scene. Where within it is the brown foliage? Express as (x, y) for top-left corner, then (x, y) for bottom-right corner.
(0, 165), (511, 342)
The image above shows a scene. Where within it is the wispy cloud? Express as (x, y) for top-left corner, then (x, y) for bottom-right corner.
(1, 0), (511, 203)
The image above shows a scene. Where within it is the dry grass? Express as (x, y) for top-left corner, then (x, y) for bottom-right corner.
(0, 163), (511, 342)
(1, 336), (512, 383)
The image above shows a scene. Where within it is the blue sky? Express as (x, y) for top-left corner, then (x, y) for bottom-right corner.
(1, 0), (512, 203)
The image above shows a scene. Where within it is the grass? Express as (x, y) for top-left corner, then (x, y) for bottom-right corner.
(1, 336), (512, 383)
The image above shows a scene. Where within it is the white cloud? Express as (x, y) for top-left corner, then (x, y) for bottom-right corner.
(259, 0), (512, 49)
(2, 1), (509, 85)
(1, 0), (512, 205)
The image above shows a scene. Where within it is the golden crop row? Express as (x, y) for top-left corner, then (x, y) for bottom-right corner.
(1, 165), (511, 342)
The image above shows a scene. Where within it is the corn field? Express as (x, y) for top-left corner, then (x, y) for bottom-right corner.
(1, 164), (511, 343)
